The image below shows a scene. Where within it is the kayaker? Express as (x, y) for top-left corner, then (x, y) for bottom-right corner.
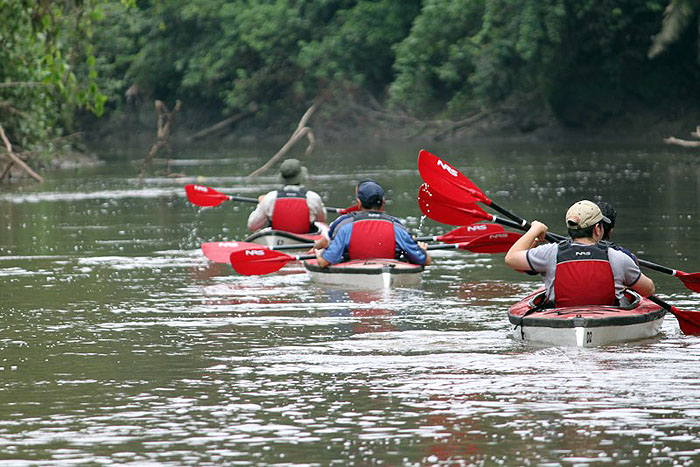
(314, 181), (431, 267)
(596, 201), (638, 263)
(247, 158), (326, 233)
(504, 199), (655, 306)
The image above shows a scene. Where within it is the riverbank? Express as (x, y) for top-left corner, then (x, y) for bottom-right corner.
(87, 97), (700, 148)
(1, 149), (103, 184)
(4, 100), (698, 184)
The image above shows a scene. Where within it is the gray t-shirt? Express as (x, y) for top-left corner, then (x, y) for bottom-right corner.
(526, 242), (642, 303)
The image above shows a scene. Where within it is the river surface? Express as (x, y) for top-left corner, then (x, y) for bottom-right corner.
(1, 141), (699, 465)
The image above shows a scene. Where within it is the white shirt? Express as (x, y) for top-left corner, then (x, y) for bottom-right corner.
(247, 185), (326, 232)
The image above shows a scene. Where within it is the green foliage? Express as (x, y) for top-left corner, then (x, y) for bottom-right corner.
(0, 0), (106, 154)
(4, 0), (700, 155)
(298, 0), (421, 95)
(389, 0), (700, 125)
(389, 0), (566, 116)
(91, 0), (422, 123)
(548, 0), (700, 124)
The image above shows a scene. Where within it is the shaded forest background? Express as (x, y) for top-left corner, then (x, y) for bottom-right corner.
(2, 0), (700, 173)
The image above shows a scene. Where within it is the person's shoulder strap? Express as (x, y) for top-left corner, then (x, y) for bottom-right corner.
(556, 238), (572, 250)
(277, 186), (307, 197)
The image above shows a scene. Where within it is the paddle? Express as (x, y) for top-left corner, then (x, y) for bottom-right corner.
(419, 150), (700, 334)
(202, 223), (507, 263)
(418, 149), (526, 225)
(229, 231), (522, 275)
(646, 296), (700, 335)
(185, 184), (358, 214)
(632, 260), (700, 294)
(201, 241), (266, 263)
(419, 151), (700, 294)
(419, 185), (532, 232)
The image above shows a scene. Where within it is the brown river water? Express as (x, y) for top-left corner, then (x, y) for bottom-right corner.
(1, 141), (699, 465)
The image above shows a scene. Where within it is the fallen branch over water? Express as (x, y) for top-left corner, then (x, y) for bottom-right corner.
(248, 102), (317, 177)
(0, 123), (43, 183)
(664, 136), (700, 148)
(188, 102), (259, 142)
(664, 126), (700, 148)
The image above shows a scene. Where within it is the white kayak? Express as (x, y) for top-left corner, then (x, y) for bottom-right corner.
(508, 288), (666, 347)
(243, 222), (329, 248)
(302, 258), (424, 288)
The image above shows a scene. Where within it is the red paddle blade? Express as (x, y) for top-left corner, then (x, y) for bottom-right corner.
(229, 248), (296, 275)
(676, 271), (700, 293)
(419, 184), (490, 225)
(459, 231), (522, 253)
(418, 182), (460, 205)
(437, 223), (504, 243)
(668, 305), (700, 335)
(185, 184), (230, 207)
(418, 149), (490, 204)
(202, 241), (265, 263)
(337, 204), (360, 215)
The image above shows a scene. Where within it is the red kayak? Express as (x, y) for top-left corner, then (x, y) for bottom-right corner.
(243, 222), (329, 248)
(508, 289), (666, 347)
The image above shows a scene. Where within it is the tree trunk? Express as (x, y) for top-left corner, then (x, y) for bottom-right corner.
(141, 99), (181, 175)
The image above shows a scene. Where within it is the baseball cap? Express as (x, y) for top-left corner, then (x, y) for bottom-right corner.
(279, 159), (307, 185)
(357, 181), (384, 208)
(565, 200), (611, 230)
(596, 201), (616, 229)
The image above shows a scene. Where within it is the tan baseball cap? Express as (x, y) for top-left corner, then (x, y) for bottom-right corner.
(565, 200), (611, 230)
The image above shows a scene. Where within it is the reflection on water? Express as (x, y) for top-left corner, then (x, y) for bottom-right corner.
(1, 142), (699, 464)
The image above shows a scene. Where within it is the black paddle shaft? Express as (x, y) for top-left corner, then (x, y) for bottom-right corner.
(492, 208), (677, 274)
(226, 194), (349, 214)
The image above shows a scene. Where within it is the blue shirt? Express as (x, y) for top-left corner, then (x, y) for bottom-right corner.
(322, 221), (428, 265)
(327, 213), (353, 239)
(612, 244), (638, 263)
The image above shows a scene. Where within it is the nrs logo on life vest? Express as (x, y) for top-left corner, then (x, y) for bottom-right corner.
(575, 251), (592, 256)
(193, 185), (208, 192)
(245, 249), (266, 256)
(437, 160), (458, 177)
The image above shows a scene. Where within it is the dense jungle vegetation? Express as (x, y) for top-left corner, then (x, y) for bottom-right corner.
(2, 0), (700, 171)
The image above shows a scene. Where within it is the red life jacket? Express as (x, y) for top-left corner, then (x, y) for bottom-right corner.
(347, 212), (397, 260)
(271, 188), (312, 234)
(554, 241), (616, 307)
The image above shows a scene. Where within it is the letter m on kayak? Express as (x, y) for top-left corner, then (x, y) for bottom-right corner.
(437, 160), (458, 177)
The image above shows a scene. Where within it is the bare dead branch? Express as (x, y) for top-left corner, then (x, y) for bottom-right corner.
(0, 124), (43, 182)
(141, 99), (181, 175)
(0, 162), (13, 182)
(0, 82), (47, 88)
(664, 136), (700, 147)
(248, 103), (318, 177)
(0, 102), (31, 119)
(188, 102), (259, 142)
